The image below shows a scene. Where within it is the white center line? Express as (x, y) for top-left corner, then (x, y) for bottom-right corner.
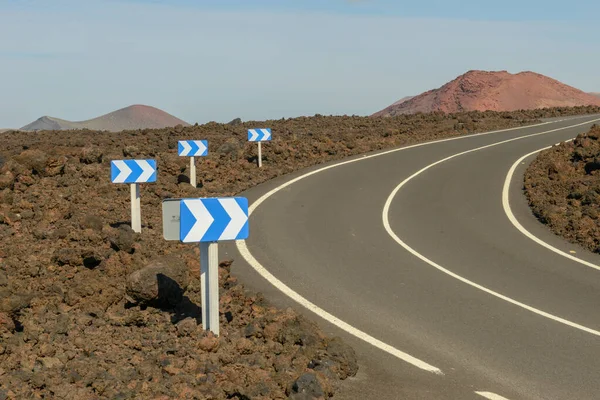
(235, 116), (598, 373)
(382, 117), (600, 337)
(502, 141), (600, 272)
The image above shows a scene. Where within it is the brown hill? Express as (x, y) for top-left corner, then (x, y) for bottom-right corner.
(20, 104), (190, 132)
(373, 70), (600, 117)
(591, 92), (600, 98)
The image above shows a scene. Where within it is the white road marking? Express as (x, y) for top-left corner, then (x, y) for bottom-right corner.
(233, 117), (596, 372)
(382, 117), (600, 337)
(475, 391), (511, 400)
(502, 143), (600, 272)
(237, 240), (443, 374)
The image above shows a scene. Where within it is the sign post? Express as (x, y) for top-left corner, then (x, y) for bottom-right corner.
(111, 159), (157, 233)
(162, 197), (249, 335)
(247, 128), (271, 167)
(178, 140), (208, 187)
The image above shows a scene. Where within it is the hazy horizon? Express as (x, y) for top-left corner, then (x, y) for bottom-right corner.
(1, 0), (599, 128)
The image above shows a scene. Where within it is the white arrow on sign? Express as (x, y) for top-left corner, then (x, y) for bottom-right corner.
(249, 130), (259, 141)
(183, 199), (214, 242)
(196, 141), (207, 155)
(181, 141), (192, 156)
(219, 198), (248, 240)
(263, 130), (271, 140)
(137, 160), (155, 182)
(113, 160), (132, 183)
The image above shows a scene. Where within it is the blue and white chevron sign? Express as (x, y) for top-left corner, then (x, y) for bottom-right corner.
(178, 140), (208, 157)
(110, 160), (157, 183)
(180, 197), (249, 243)
(248, 128), (271, 142)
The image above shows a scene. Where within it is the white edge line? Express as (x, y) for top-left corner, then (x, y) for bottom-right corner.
(233, 116), (596, 373)
(502, 141), (600, 272)
(475, 391), (511, 400)
(237, 240), (443, 374)
(382, 117), (600, 337)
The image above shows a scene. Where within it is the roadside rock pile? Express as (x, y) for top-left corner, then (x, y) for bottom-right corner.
(525, 123), (600, 253)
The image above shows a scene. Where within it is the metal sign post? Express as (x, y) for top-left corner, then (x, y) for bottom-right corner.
(111, 159), (157, 233)
(247, 128), (271, 167)
(130, 183), (141, 233)
(200, 241), (219, 334)
(178, 140), (208, 187)
(162, 197), (249, 336)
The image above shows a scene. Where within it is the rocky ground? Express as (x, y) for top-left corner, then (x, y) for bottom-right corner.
(525, 123), (600, 254)
(1, 106), (599, 400)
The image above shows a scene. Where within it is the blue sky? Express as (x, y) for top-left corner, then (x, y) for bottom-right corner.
(0, 0), (599, 127)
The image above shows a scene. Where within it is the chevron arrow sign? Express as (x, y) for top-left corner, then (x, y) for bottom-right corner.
(180, 197), (249, 243)
(178, 140), (208, 157)
(248, 128), (271, 142)
(110, 160), (157, 183)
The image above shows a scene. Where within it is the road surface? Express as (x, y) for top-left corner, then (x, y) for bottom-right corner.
(223, 115), (600, 400)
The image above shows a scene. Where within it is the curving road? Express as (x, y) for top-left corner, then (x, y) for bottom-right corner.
(223, 115), (600, 400)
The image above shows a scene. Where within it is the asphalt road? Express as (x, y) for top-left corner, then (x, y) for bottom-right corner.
(223, 115), (600, 400)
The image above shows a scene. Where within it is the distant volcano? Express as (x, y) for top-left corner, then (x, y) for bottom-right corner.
(373, 70), (600, 117)
(20, 104), (190, 132)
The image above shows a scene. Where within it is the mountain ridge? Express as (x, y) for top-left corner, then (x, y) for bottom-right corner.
(20, 104), (190, 132)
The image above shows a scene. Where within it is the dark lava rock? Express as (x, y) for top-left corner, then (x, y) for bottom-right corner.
(81, 249), (103, 269)
(289, 373), (325, 400)
(218, 140), (242, 161)
(53, 247), (81, 266)
(227, 117), (242, 126)
(0, 291), (33, 314)
(0, 171), (14, 190)
(324, 337), (358, 379)
(0, 311), (15, 332)
(81, 214), (104, 231)
(123, 146), (139, 157)
(0, 269), (7, 286)
(14, 149), (48, 175)
(126, 255), (189, 306)
(80, 146), (103, 164)
(175, 317), (197, 337)
(108, 225), (135, 253)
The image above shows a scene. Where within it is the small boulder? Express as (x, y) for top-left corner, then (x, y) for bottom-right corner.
(45, 156), (67, 177)
(53, 248), (81, 266)
(108, 225), (135, 253)
(123, 146), (139, 157)
(14, 149), (48, 175)
(217, 140), (242, 161)
(288, 373), (325, 400)
(80, 146), (103, 164)
(0, 171), (14, 190)
(0, 312), (15, 333)
(126, 255), (189, 306)
(198, 333), (220, 352)
(176, 317), (197, 337)
(81, 214), (103, 231)
(0, 291), (33, 314)
(227, 117), (242, 126)
(323, 337), (358, 379)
